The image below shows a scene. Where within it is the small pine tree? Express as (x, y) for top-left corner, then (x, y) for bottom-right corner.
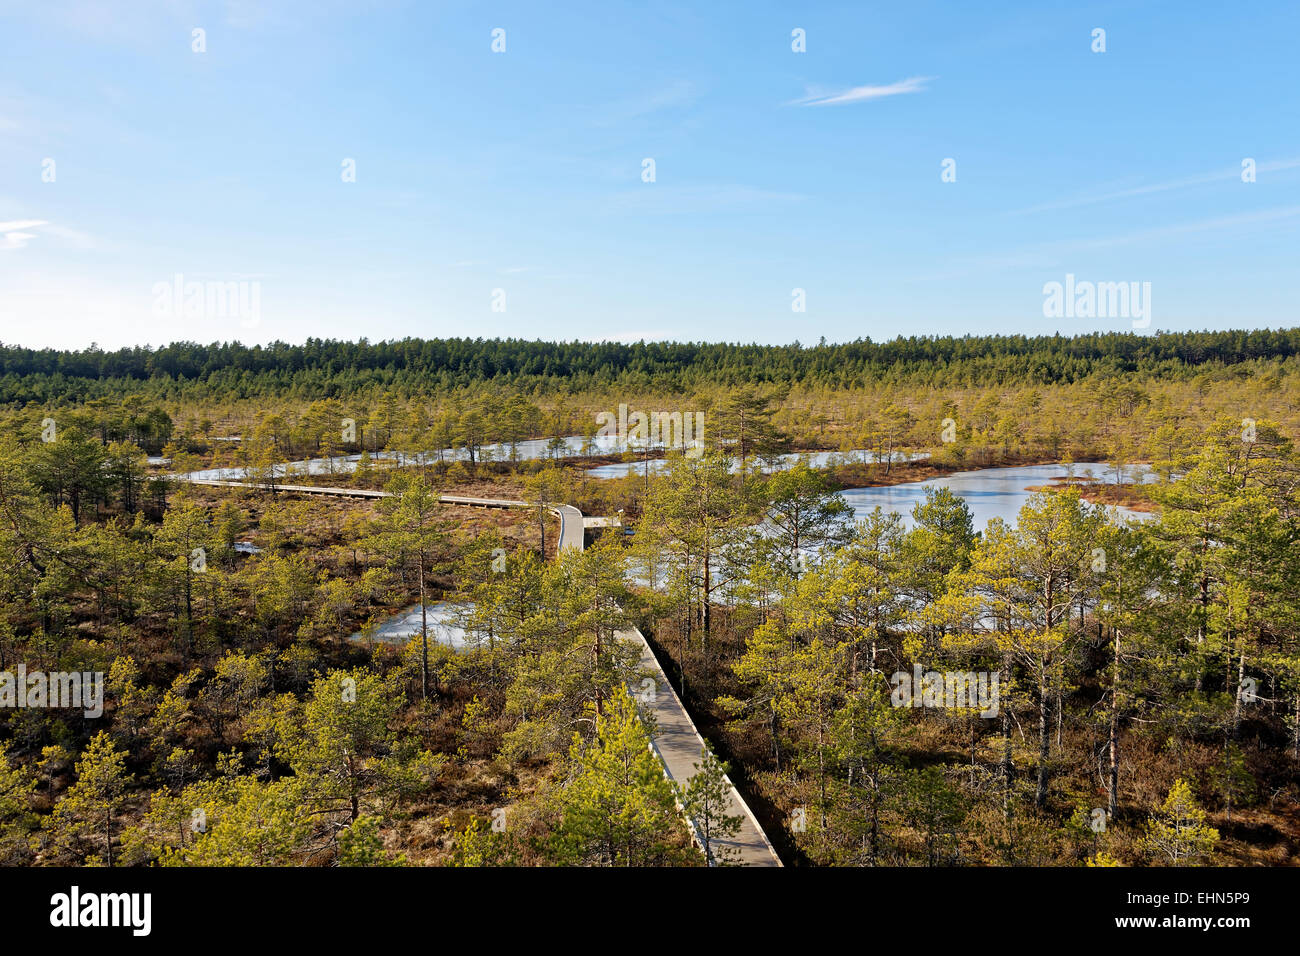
(337, 815), (405, 866)
(450, 816), (512, 867)
(553, 689), (696, 866)
(47, 732), (133, 865)
(1086, 851), (1122, 867)
(680, 747), (743, 865)
(1143, 779), (1219, 866)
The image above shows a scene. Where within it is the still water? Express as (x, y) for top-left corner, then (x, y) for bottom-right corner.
(583, 449), (927, 480)
(180, 441), (924, 482)
(838, 462), (1155, 531)
(349, 601), (472, 650)
(351, 463), (1155, 645)
(183, 435), (633, 481)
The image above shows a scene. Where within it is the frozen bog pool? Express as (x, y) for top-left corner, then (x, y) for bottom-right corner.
(584, 449), (928, 480)
(349, 601), (473, 650)
(837, 462), (1154, 531)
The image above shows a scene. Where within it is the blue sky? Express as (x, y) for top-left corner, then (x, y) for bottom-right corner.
(1, 0), (1298, 349)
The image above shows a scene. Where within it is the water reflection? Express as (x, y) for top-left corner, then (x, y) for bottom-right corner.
(839, 462), (1155, 532)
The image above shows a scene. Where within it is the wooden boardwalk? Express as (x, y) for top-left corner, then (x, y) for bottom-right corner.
(622, 626), (782, 866)
(187, 479), (586, 551)
(180, 473), (782, 866)
(184, 481), (585, 548)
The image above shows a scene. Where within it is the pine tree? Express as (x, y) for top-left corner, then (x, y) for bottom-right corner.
(364, 472), (447, 700)
(0, 742), (36, 864)
(680, 747), (743, 865)
(553, 688), (696, 866)
(48, 731), (133, 865)
(1143, 779), (1219, 866)
(763, 461), (854, 576)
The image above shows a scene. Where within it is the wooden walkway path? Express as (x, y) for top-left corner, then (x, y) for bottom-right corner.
(187, 479), (587, 552)
(181, 473), (781, 866)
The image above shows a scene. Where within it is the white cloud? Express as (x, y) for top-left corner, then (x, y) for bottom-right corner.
(0, 220), (95, 251)
(792, 76), (933, 107)
(0, 232), (39, 250)
(0, 219), (49, 251)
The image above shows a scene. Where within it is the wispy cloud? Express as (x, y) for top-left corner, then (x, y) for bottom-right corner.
(0, 220), (48, 232)
(792, 76), (934, 107)
(1009, 158), (1300, 215)
(0, 220), (95, 251)
(0, 219), (49, 251)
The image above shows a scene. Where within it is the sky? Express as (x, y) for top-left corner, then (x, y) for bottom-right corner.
(1, 0), (1298, 350)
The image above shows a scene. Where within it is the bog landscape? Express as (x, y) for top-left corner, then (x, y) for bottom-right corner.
(1, 332), (1298, 867)
(1, 3), (1297, 891)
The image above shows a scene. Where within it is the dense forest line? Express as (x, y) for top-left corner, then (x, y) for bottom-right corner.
(6, 331), (1298, 481)
(4, 337), (1299, 491)
(4, 329), (1300, 404)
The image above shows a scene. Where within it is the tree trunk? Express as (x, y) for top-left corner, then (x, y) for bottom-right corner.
(1291, 691), (1300, 759)
(348, 754), (360, 821)
(1108, 626), (1121, 818)
(702, 550), (711, 649)
(1036, 671), (1050, 808)
(1231, 644), (1247, 741)
(1001, 652), (1013, 827)
(419, 555), (429, 702)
